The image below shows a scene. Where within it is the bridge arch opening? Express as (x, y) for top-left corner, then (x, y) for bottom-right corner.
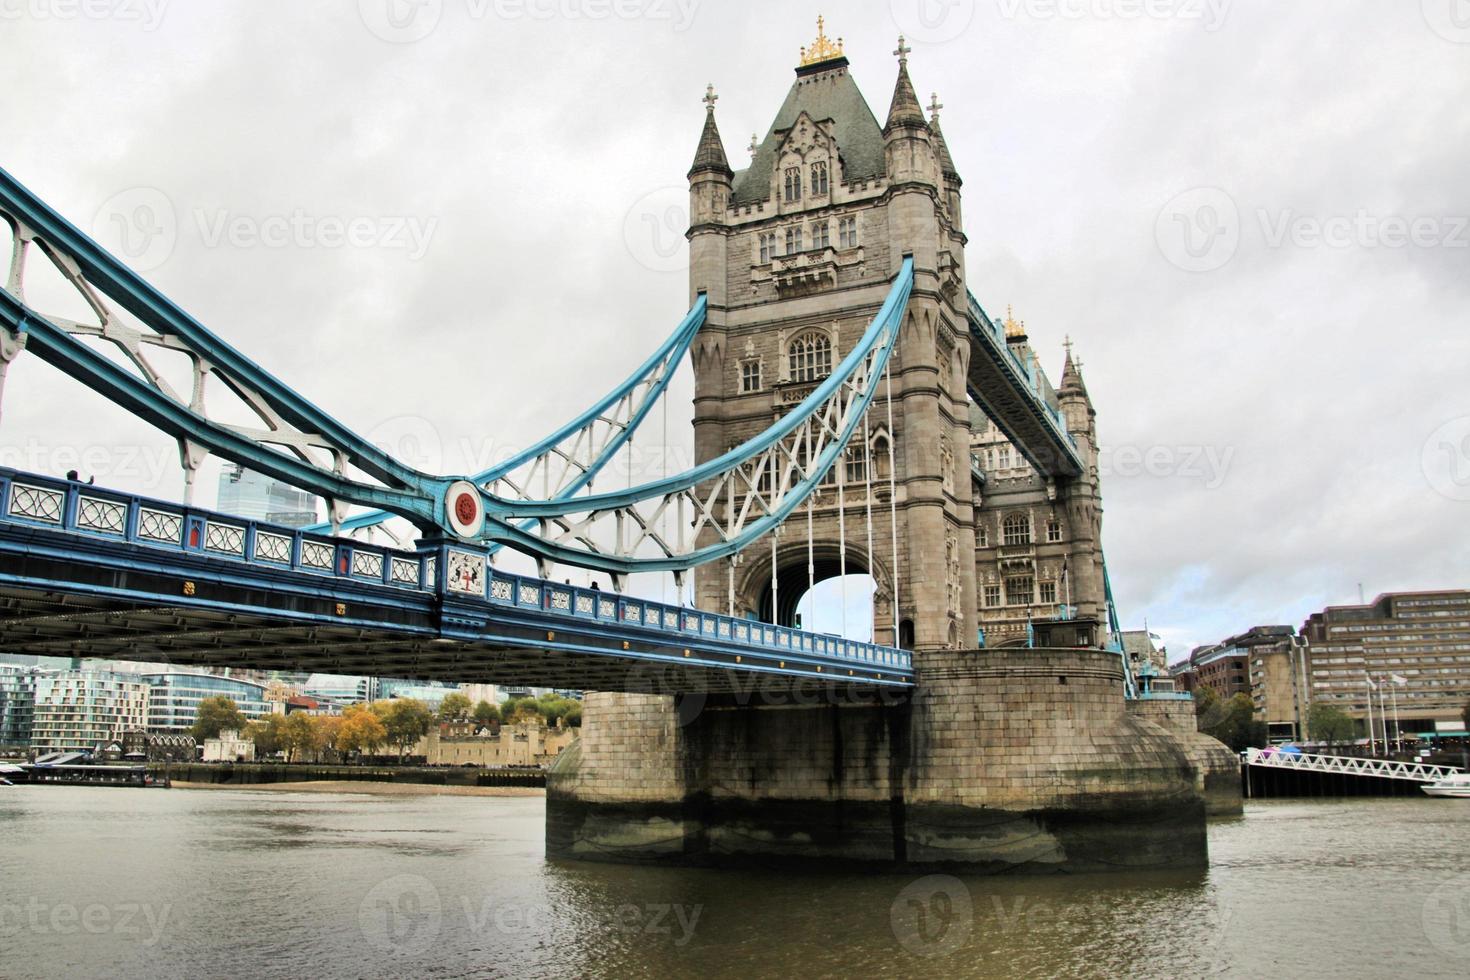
(746, 543), (890, 643)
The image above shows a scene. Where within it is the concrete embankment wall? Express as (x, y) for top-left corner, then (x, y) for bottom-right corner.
(159, 763), (544, 788)
(549, 648), (1238, 873)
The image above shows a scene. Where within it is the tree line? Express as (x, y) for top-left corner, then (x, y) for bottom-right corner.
(190, 690), (582, 763)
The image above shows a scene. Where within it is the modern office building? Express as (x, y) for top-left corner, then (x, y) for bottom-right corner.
(142, 672), (271, 734)
(1300, 590), (1470, 738)
(30, 670), (149, 754)
(217, 463), (318, 527)
(0, 665), (41, 752)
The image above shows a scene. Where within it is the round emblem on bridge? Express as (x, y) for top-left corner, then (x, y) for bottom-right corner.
(444, 480), (484, 538)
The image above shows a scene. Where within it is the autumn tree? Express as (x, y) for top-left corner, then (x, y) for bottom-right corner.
(338, 706), (387, 760)
(472, 700), (500, 727)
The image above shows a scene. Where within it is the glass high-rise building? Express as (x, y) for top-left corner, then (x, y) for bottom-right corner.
(217, 463), (318, 527)
(0, 665), (41, 752)
(143, 673), (271, 734)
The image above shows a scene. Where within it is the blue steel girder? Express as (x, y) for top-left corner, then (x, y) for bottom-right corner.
(0, 166), (452, 529)
(965, 291), (1083, 480)
(0, 167), (916, 577)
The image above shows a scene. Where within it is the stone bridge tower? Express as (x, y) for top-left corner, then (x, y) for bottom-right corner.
(685, 26), (977, 653)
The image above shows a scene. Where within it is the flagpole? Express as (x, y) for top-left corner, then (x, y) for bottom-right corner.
(1364, 673), (1376, 756)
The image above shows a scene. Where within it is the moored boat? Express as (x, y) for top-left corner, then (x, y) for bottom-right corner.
(1421, 772), (1470, 798)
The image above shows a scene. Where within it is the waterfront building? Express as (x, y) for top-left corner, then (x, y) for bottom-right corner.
(202, 729), (255, 763)
(301, 673), (377, 705)
(217, 463), (318, 527)
(414, 719), (575, 768)
(142, 672), (271, 734)
(1246, 631), (1309, 742)
(1300, 589), (1470, 738)
(1184, 643), (1251, 700)
(30, 670), (149, 754)
(0, 665), (41, 753)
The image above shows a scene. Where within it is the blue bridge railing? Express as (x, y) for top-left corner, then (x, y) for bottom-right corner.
(0, 468), (913, 678)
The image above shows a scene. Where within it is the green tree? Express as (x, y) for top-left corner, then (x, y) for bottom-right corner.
(502, 696), (541, 724)
(379, 699), (434, 761)
(562, 701), (582, 728)
(282, 712), (323, 763)
(438, 692), (473, 721)
(191, 695), (246, 743)
(1195, 689), (1268, 752)
(1308, 702), (1359, 747)
(246, 714), (288, 759)
(472, 700), (501, 727)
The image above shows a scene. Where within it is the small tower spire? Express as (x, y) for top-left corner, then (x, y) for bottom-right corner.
(688, 82), (732, 179)
(884, 36), (926, 133)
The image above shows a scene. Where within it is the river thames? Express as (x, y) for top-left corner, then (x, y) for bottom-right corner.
(2, 787), (1468, 978)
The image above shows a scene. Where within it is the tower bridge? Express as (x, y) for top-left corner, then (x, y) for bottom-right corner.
(0, 21), (1240, 873)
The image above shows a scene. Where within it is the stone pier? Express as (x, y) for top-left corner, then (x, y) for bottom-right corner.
(547, 648), (1240, 873)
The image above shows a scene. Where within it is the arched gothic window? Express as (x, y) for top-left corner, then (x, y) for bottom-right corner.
(1002, 512), (1032, 546)
(788, 332), (832, 383)
(783, 166), (802, 202)
(810, 160), (829, 196)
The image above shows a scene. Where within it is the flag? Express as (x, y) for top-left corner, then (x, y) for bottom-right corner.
(1364, 672), (1376, 688)
(1390, 674), (1408, 685)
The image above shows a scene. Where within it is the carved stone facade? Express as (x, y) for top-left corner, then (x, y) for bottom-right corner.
(686, 42), (1100, 654)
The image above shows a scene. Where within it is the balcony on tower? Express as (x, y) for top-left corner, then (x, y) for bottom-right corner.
(771, 245), (837, 294)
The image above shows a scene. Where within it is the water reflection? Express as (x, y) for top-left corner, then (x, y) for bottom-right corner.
(1, 789), (1467, 979)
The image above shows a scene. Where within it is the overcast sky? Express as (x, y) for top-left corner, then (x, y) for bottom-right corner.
(1, 1), (1466, 658)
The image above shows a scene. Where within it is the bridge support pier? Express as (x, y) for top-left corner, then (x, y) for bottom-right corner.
(548, 648), (1239, 873)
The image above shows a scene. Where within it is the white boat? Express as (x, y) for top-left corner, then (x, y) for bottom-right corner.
(1421, 773), (1470, 798)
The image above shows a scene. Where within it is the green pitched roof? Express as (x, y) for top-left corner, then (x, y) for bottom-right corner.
(731, 64), (886, 206)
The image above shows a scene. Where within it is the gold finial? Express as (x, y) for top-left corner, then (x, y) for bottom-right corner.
(799, 15), (844, 67)
(1003, 304), (1025, 339)
(702, 83), (718, 112)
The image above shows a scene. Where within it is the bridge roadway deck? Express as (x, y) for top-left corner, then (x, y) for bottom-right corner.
(0, 470), (912, 695)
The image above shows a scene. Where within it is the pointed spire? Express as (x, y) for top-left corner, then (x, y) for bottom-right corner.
(1060, 341), (1089, 398)
(929, 92), (959, 180)
(688, 83), (732, 180)
(884, 36), (926, 134)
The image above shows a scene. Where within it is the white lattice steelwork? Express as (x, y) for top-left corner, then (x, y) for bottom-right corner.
(9, 483), (63, 523)
(1244, 747), (1466, 783)
(77, 496), (126, 534)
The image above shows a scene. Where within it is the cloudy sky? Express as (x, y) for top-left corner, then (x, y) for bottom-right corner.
(1, 0), (1466, 658)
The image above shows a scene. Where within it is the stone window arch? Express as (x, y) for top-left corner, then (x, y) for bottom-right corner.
(1002, 511), (1032, 546)
(810, 160), (829, 196)
(788, 331), (832, 383)
(783, 166), (802, 202)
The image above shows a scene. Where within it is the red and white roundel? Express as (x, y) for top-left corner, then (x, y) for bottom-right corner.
(445, 480), (484, 538)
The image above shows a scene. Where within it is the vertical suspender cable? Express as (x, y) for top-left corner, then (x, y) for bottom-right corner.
(837, 432), (848, 640)
(863, 409), (875, 643)
(885, 340), (900, 647)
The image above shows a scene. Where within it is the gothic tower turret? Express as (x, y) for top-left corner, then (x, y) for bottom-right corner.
(1057, 343), (1105, 621)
